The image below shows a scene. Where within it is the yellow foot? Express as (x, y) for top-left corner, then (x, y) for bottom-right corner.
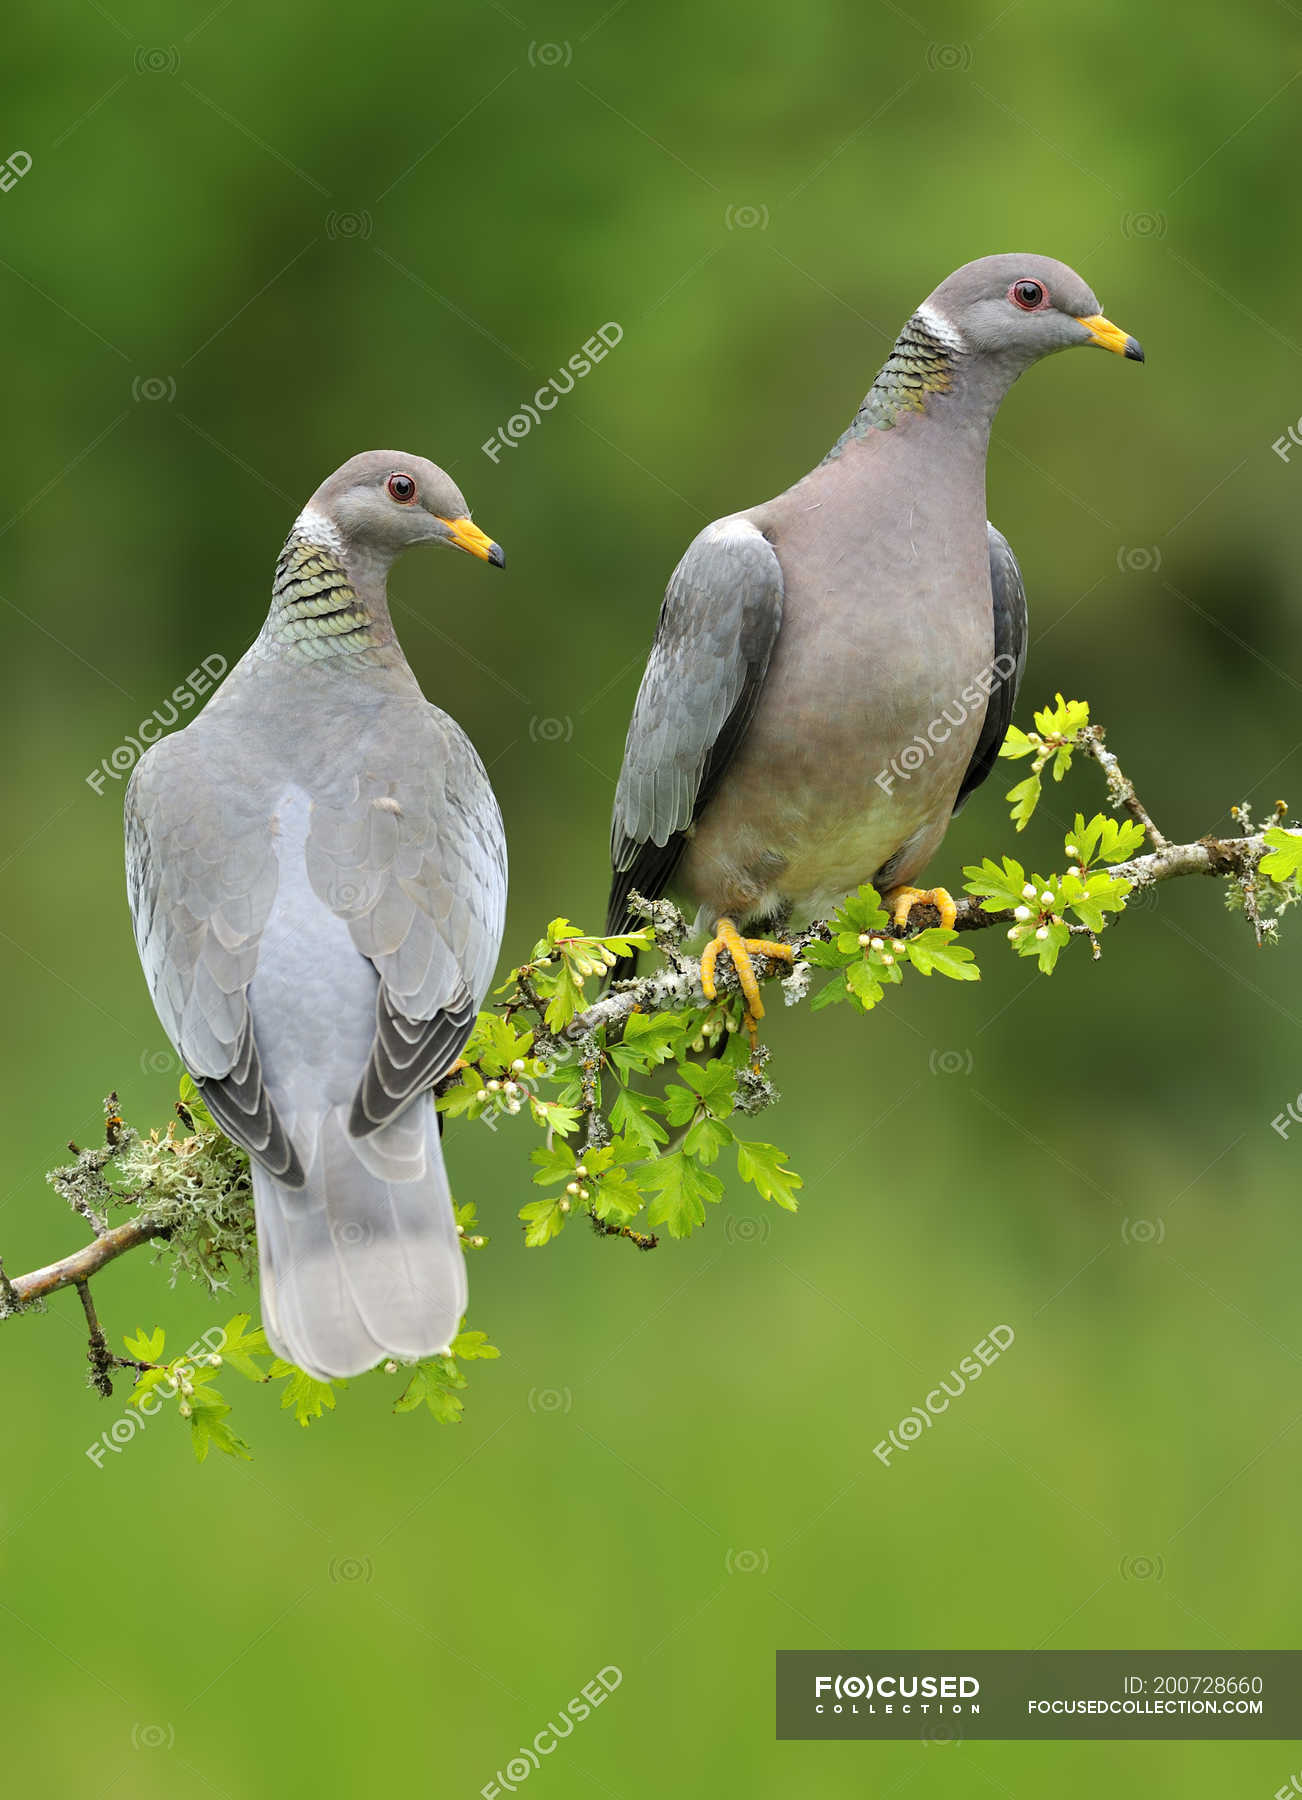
(888, 885), (958, 932)
(699, 916), (794, 1049)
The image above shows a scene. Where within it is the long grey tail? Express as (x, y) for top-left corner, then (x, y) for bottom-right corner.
(251, 1098), (466, 1381)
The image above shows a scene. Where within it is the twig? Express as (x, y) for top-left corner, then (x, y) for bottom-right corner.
(0, 1254), (20, 1319)
(563, 960), (698, 1041)
(76, 1279), (116, 1398)
(5, 1218), (170, 1308)
(1078, 724), (1170, 849)
(1230, 801), (1276, 946)
(589, 1214), (659, 1251)
(575, 1033), (612, 1151)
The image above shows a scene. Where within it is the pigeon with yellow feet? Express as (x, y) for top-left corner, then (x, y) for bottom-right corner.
(607, 254), (1143, 1045)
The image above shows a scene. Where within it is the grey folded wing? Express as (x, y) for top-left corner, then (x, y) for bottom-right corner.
(607, 516), (784, 931)
(125, 732), (303, 1182)
(953, 521), (1029, 814)
(303, 705), (507, 1137)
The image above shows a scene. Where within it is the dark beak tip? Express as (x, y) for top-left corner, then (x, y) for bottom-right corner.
(488, 542), (506, 568)
(1124, 338), (1145, 363)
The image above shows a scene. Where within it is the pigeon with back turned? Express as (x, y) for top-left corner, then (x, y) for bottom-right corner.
(126, 452), (506, 1380)
(607, 253), (1143, 1038)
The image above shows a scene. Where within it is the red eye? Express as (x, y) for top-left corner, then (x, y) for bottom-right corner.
(387, 472), (417, 503)
(1010, 279), (1046, 311)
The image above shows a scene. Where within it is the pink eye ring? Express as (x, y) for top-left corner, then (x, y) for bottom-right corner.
(387, 472), (417, 503)
(1010, 279), (1047, 311)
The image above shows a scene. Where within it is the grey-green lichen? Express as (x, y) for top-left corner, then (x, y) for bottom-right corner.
(47, 1089), (258, 1296)
(117, 1102), (257, 1294)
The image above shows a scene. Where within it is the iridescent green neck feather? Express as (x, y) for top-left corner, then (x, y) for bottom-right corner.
(258, 530), (387, 663)
(824, 312), (965, 460)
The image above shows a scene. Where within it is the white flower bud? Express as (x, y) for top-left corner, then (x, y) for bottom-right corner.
(1006, 926), (1020, 940)
(1013, 905), (1031, 921)
(470, 1235), (486, 1248)
(858, 932), (872, 947)
(1067, 865), (1081, 878)
(506, 1100), (521, 1114)
(475, 1089), (489, 1104)
(1021, 882), (1037, 899)
(578, 1187), (590, 1201)
(1035, 926), (1049, 940)
(565, 1181), (580, 1196)
(503, 1081), (519, 1096)
(383, 1359), (399, 1374)
(179, 1400), (192, 1418)
(1065, 844), (1079, 858)
(881, 953), (894, 966)
(559, 1197), (571, 1213)
(575, 1164), (588, 1179)
(487, 1079), (501, 1093)
(511, 1058), (527, 1072)
(1040, 891), (1055, 906)
(870, 937), (885, 951)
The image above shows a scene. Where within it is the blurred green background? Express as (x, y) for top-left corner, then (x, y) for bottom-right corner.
(2, 0), (1300, 1792)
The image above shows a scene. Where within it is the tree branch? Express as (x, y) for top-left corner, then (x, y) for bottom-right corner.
(564, 831), (1270, 1040)
(0, 822), (1278, 1312)
(9, 1218), (169, 1306)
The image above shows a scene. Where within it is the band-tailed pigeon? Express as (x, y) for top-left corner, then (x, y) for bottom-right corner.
(607, 253), (1142, 1038)
(126, 452), (506, 1380)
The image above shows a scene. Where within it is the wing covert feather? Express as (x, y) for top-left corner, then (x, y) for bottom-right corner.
(607, 517), (783, 929)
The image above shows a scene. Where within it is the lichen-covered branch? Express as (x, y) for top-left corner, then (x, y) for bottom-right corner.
(561, 830), (1272, 1039)
(12, 1218), (169, 1306)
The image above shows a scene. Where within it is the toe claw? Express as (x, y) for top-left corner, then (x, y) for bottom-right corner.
(889, 885), (958, 932)
(698, 918), (794, 1037)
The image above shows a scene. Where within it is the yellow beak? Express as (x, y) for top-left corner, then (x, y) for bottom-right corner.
(439, 516), (506, 566)
(1079, 313), (1145, 362)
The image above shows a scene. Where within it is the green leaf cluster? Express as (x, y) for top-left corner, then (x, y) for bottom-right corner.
(1228, 824), (1302, 933)
(502, 917), (654, 1031)
(124, 1312), (499, 1461)
(963, 812), (1137, 971)
(392, 1329), (501, 1424)
(1262, 826), (1302, 882)
(437, 1013), (582, 1139)
(999, 694), (1092, 830)
(124, 1315), (258, 1463)
(803, 885), (979, 1011)
(523, 1014), (802, 1242)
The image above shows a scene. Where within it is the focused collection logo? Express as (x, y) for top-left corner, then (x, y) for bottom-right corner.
(814, 1672), (981, 1716)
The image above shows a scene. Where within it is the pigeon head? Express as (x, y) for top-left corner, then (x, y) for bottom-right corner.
(299, 450), (505, 569)
(920, 253), (1144, 369)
